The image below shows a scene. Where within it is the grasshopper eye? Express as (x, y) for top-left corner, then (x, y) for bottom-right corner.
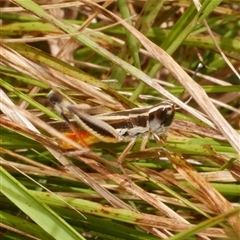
(148, 102), (175, 134)
(161, 105), (175, 127)
(47, 90), (62, 105)
(150, 105), (175, 127)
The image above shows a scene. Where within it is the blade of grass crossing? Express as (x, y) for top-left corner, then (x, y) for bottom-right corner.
(0, 166), (86, 240)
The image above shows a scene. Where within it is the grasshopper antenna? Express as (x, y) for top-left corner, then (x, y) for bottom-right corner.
(176, 63), (204, 109)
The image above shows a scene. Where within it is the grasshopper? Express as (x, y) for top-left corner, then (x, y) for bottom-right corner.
(48, 90), (175, 171)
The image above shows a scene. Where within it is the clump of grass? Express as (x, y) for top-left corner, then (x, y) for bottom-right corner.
(0, 1), (239, 240)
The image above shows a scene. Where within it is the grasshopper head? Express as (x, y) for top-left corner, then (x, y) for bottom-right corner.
(148, 101), (175, 135)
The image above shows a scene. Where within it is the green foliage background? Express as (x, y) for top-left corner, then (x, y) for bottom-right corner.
(0, 1), (239, 240)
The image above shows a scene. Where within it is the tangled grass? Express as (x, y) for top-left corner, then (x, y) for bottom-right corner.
(0, 1), (239, 240)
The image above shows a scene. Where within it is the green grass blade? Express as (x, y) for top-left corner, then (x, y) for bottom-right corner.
(0, 166), (86, 240)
